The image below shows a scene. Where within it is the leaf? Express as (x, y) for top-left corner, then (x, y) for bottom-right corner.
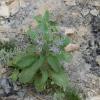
(65, 87), (81, 100)
(57, 52), (72, 63)
(27, 27), (37, 40)
(10, 70), (19, 81)
(12, 54), (35, 69)
(34, 67), (48, 91)
(18, 56), (45, 84)
(47, 55), (61, 72)
(63, 37), (71, 46)
(43, 10), (49, 22)
(50, 69), (69, 91)
(34, 15), (42, 23)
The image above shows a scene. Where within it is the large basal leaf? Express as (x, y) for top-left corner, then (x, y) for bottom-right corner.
(50, 69), (69, 91)
(18, 56), (45, 84)
(47, 55), (61, 72)
(12, 54), (35, 69)
(34, 68), (48, 91)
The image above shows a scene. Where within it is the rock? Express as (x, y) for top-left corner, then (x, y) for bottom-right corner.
(17, 89), (26, 98)
(64, 43), (80, 52)
(65, 27), (76, 35)
(90, 9), (99, 16)
(64, 0), (76, 6)
(89, 1), (100, 7)
(0, 0), (25, 18)
(0, 78), (14, 96)
(8, 0), (20, 16)
(87, 96), (100, 100)
(0, 2), (10, 18)
(96, 56), (100, 66)
(81, 8), (90, 16)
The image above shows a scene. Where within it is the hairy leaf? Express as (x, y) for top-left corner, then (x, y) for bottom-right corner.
(50, 70), (69, 91)
(18, 56), (45, 83)
(34, 68), (48, 91)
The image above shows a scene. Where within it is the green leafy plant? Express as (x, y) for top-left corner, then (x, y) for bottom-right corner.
(8, 11), (80, 99)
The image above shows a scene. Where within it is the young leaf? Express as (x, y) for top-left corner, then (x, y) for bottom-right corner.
(10, 70), (19, 81)
(34, 15), (42, 23)
(47, 55), (61, 72)
(18, 56), (45, 83)
(27, 27), (37, 40)
(63, 37), (71, 46)
(34, 68), (48, 91)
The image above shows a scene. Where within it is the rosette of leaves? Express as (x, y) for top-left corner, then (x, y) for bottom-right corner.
(9, 11), (72, 92)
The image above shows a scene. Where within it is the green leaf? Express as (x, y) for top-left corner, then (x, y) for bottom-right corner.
(27, 27), (37, 40)
(47, 55), (61, 72)
(34, 68), (48, 91)
(63, 37), (71, 46)
(43, 10), (49, 22)
(65, 87), (81, 100)
(12, 54), (35, 69)
(18, 56), (45, 83)
(10, 70), (19, 81)
(50, 69), (69, 91)
(34, 15), (42, 23)
(57, 52), (72, 63)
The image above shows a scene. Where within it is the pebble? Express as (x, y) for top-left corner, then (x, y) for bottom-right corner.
(90, 9), (99, 16)
(81, 8), (90, 16)
(64, 0), (76, 6)
(96, 56), (100, 66)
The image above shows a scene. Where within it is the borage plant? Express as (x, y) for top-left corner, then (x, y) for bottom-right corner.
(8, 11), (80, 99)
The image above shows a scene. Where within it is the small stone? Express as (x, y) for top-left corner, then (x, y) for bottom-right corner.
(90, 9), (99, 16)
(17, 89), (26, 98)
(96, 56), (100, 66)
(64, 0), (76, 6)
(8, 0), (20, 16)
(89, 1), (100, 7)
(65, 27), (76, 35)
(0, 2), (10, 18)
(87, 96), (100, 100)
(81, 8), (90, 16)
(0, 78), (14, 96)
(64, 43), (80, 52)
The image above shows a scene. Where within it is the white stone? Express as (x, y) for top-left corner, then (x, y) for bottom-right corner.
(64, 0), (76, 6)
(0, 0), (25, 18)
(96, 56), (100, 66)
(0, 2), (10, 18)
(9, 0), (20, 16)
(87, 96), (100, 100)
(90, 9), (99, 16)
(81, 8), (90, 16)
(65, 27), (76, 35)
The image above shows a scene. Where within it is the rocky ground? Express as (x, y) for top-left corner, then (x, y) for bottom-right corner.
(0, 0), (100, 100)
